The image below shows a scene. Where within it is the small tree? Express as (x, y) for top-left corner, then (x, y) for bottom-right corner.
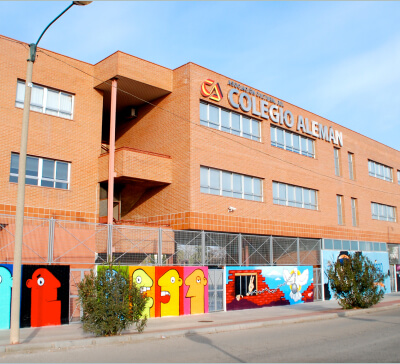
(78, 264), (148, 336)
(327, 252), (386, 309)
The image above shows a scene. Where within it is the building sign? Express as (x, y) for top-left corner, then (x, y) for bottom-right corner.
(226, 80), (343, 147)
(200, 79), (223, 102)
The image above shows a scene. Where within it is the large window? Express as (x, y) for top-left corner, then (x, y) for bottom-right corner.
(15, 80), (74, 120)
(336, 195), (344, 225)
(368, 160), (392, 182)
(9, 153), (70, 190)
(371, 202), (396, 222)
(272, 182), (317, 210)
(200, 166), (262, 201)
(270, 125), (314, 158)
(200, 102), (260, 141)
(351, 198), (358, 227)
(348, 152), (354, 180)
(334, 148), (341, 176)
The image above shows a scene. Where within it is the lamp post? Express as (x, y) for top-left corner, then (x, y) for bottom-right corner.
(10, 1), (92, 345)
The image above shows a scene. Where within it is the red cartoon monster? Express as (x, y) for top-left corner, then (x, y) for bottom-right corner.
(26, 268), (61, 327)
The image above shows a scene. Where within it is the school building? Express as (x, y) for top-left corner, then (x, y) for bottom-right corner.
(0, 34), (399, 323)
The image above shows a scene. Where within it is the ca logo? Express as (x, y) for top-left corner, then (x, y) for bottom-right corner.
(200, 79), (223, 102)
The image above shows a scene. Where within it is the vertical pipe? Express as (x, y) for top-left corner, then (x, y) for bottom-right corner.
(270, 236), (273, 266)
(47, 218), (55, 264)
(201, 231), (205, 266)
(238, 233), (242, 266)
(107, 79), (117, 225)
(158, 228), (163, 265)
(297, 237), (300, 266)
(10, 51), (34, 345)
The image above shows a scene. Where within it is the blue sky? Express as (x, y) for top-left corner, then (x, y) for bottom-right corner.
(1, 1), (399, 150)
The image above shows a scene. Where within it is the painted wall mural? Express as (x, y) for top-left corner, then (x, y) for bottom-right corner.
(0, 264), (70, 330)
(102, 266), (208, 318)
(321, 250), (391, 299)
(0, 265), (13, 329)
(21, 265), (70, 328)
(225, 266), (314, 311)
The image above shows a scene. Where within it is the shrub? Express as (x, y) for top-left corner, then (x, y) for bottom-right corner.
(326, 252), (386, 309)
(78, 264), (148, 336)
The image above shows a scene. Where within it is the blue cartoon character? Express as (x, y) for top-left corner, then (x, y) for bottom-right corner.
(0, 267), (13, 329)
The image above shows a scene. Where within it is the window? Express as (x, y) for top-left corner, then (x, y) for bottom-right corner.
(270, 125), (314, 158)
(368, 160), (392, 182)
(348, 152), (354, 180)
(272, 182), (317, 210)
(371, 202), (396, 222)
(397, 170), (400, 185)
(351, 198), (357, 227)
(200, 102), (261, 141)
(334, 148), (340, 176)
(200, 166), (262, 201)
(9, 153), (70, 190)
(15, 80), (74, 119)
(336, 195), (343, 225)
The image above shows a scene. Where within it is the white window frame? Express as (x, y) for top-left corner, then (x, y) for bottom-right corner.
(200, 166), (263, 201)
(272, 181), (318, 210)
(368, 159), (393, 182)
(9, 153), (71, 190)
(270, 125), (315, 158)
(371, 202), (396, 222)
(200, 102), (261, 142)
(15, 80), (74, 120)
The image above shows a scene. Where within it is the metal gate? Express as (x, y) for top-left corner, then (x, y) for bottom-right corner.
(313, 267), (322, 301)
(69, 268), (91, 323)
(208, 268), (224, 312)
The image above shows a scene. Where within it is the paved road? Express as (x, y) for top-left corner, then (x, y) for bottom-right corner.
(1, 307), (400, 363)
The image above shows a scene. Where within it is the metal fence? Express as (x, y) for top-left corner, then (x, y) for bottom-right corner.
(0, 214), (322, 267)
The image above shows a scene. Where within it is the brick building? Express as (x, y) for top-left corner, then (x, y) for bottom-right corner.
(0, 34), (399, 295)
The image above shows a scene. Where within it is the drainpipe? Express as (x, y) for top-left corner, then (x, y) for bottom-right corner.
(107, 78), (117, 226)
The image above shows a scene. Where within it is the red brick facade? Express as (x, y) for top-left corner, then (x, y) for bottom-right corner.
(1, 34), (400, 246)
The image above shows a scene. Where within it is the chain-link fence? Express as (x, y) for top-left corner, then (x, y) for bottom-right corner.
(0, 214), (321, 267)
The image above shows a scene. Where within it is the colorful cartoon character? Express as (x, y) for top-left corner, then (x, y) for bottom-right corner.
(158, 269), (182, 317)
(0, 267), (13, 329)
(283, 269), (309, 302)
(132, 268), (154, 318)
(26, 268), (61, 327)
(185, 269), (208, 314)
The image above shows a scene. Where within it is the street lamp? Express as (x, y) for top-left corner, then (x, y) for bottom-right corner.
(10, 1), (91, 345)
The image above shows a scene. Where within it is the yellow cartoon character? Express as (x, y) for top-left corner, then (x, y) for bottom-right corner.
(158, 269), (182, 317)
(185, 269), (208, 314)
(132, 269), (154, 319)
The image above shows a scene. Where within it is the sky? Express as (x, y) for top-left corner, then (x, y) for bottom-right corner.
(1, 1), (400, 151)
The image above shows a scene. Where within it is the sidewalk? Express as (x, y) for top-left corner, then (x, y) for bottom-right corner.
(1, 293), (400, 355)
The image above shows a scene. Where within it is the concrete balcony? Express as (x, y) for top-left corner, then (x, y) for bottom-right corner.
(98, 147), (172, 186)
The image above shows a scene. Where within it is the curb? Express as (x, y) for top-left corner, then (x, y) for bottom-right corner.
(1, 303), (399, 355)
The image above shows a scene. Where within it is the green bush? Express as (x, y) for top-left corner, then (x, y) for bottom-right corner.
(326, 252), (386, 309)
(78, 264), (148, 336)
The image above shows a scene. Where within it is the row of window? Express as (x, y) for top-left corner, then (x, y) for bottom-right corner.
(200, 166), (397, 224)
(200, 166), (262, 201)
(323, 239), (387, 252)
(200, 102), (400, 186)
(16, 80), (74, 120)
(9, 153), (70, 190)
(270, 125), (314, 158)
(200, 102), (261, 141)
